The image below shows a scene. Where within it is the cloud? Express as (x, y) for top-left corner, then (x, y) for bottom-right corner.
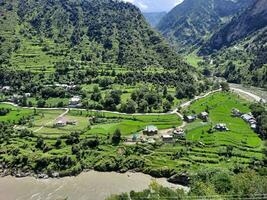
(122, 0), (184, 12)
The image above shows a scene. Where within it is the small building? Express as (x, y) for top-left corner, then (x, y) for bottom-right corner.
(54, 118), (68, 127)
(214, 123), (229, 131)
(173, 128), (185, 138)
(241, 114), (254, 123)
(232, 108), (242, 117)
(251, 124), (257, 130)
(143, 125), (158, 136)
(199, 112), (209, 121)
(161, 134), (174, 143)
(70, 96), (81, 105)
(1, 86), (11, 91)
(25, 93), (31, 98)
(54, 117), (77, 127)
(184, 115), (196, 123)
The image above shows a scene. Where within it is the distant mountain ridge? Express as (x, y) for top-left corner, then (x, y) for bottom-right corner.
(201, 0), (267, 54)
(157, 0), (254, 53)
(143, 12), (166, 27)
(201, 0), (267, 88)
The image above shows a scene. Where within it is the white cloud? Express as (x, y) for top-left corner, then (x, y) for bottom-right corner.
(122, 0), (184, 12)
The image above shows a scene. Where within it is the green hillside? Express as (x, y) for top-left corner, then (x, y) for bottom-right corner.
(157, 0), (253, 53)
(0, 0), (189, 70)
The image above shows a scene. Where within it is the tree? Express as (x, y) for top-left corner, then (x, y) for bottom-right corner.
(36, 137), (45, 149)
(37, 99), (46, 108)
(121, 99), (137, 113)
(166, 94), (174, 103)
(220, 82), (230, 92)
(163, 86), (168, 97)
(55, 138), (62, 148)
(163, 101), (172, 112)
(112, 129), (121, 145)
(138, 99), (148, 113)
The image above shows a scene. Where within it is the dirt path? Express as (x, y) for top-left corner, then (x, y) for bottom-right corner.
(230, 86), (266, 103)
(2, 86), (262, 123)
(33, 108), (69, 133)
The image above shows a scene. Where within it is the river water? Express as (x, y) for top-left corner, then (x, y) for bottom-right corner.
(0, 171), (188, 200)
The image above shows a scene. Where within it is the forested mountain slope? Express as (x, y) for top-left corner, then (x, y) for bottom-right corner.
(0, 0), (189, 70)
(157, 0), (254, 53)
(201, 0), (267, 54)
(201, 0), (267, 88)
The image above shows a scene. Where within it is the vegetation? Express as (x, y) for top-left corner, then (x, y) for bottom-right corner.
(157, 0), (253, 53)
(108, 170), (267, 200)
(0, 92), (265, 182)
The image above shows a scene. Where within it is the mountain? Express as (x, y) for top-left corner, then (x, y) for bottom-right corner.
(201, 0), (267, 54)
(157, 0), (254, 53)
(0, 0), (189, 70)
(143, 12), (166, 27)
(199, 0), (267, 88)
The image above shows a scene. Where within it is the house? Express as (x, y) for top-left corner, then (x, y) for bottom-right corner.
(25, 93), (31, 98)
(241, 114), (254, 123)
(54, 117), (77, 127)
(199, 112), (209, 121)
(161, 134), (174, 143)
(1, 86), (11, 92)
(214, 123), (229, 131)
(143, 125), (158, 136)
(251, 124), (257, 130)
(54, 117), (68, 127)
(10, 94), (23, 102)
(173, 128), (185, 138)
(184, 115), (196, 123)
(69, 96), (82, 107)
(232, 108), (242, 117)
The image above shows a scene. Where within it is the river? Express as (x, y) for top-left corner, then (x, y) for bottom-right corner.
(0, 171), (188, 200)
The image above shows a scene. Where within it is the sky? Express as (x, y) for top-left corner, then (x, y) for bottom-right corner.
(122, 0), (184, 12)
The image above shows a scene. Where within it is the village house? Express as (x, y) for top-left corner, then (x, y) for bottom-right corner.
(1, 86), (11, 92)
(232, 108), (242, 117)
(161, 134), (174, 143)
(10, 94), (23, 103)
(198, 111), (209, 121)
(184, 115), (196, 123)
(69, 96), (82, 107)
(214, 123), (230, 131)
(241, 113), (257, 130)
(25, 93), (31, 98)
(173, 128), (185, 138)
(54, 117), (77, 127)
(143, 125), (158, 136)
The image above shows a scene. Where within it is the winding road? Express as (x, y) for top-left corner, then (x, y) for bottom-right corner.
(2, 85), (266, 130)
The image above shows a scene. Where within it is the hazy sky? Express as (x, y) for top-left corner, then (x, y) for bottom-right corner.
(123, 0), (184, 12)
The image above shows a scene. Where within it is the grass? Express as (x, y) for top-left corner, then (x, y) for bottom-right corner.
(0, 103), (33, 123)
(185, 92), (262, 149)
(0, 92), (265, 175)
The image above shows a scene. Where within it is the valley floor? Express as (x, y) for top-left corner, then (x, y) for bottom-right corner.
(0, 89), (265, 181)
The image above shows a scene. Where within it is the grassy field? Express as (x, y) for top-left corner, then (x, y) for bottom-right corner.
(0, 103), (33, 123)
(0, 92), (265, 176)
(185, 92), (262, 148)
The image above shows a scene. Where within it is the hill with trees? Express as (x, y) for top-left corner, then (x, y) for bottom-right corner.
(201, 0), (267, 87)
(0, 0), (190, 70)
(156, 0), (254, 53)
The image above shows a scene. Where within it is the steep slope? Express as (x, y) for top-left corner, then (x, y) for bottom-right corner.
(0, 0), (188, 70)
(200, 0), (267, 88)
(143, 12), (166, 27)
(157, 0), (254, 53)
(201, 0), (267, 54)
